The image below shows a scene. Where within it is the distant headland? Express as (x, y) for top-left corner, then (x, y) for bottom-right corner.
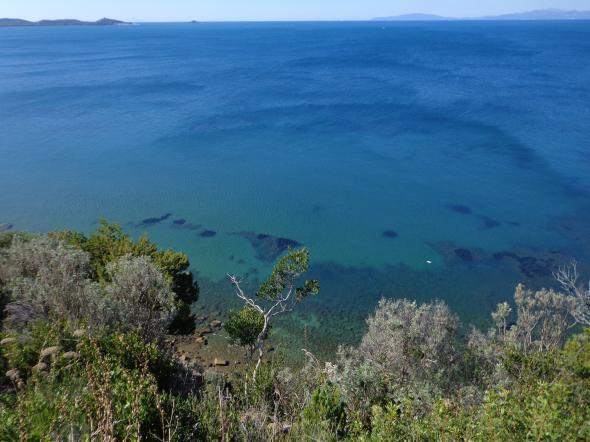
(0, 17), (131, 27)
(374, 9), (590, 21)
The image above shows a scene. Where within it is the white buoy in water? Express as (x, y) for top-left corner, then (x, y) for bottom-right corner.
(426, 260), (432, 264)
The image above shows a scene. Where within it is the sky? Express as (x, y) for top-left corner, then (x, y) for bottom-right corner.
(3, 0), (590, 22)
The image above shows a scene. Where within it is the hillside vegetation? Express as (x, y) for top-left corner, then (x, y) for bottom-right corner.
(1, 222), (588, 440)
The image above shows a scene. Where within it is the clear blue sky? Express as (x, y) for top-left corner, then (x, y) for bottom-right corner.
(3, 0), (590, 22)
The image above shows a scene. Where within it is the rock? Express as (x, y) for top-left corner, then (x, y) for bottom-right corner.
(62, 351), (80, 360)
(135, 213), (172, 228)
(0, 337), (17, 346)
(32, 362), (48, 372)
(195, 336), (208, 345)
(73, 329), (86, 338)
(480, 216), (501, 229)
(382, 230), (399, 238)
(199, 229), (217, 238)
(40, 346), (60, 358)
(198, 327), (213, 336)
(0, 223), (13, 232)
(210, 320), (222, 329)
(493, 251), (555, 278)
(446, 204), (472, 215)
(171, 220), (202, 231)
(213, 358), (229, 366)
(5, 369), (19, 381)
(233, 231), (302, 262)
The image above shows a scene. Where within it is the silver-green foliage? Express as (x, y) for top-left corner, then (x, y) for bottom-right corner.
(105, 255), (177, 341)
(334, 298), (459, 416)
(0, 235), (176, 342)
(0, 236), (101, 329)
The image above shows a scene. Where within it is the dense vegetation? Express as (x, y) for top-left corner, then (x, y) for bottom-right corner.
(1, 223), (588, 441)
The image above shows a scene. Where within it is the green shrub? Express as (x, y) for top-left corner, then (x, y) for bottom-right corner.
(53, 220), (199, 334)
(225, 306), (265, 355)
(0, 323), (198, 441)
(301, 383), (347, 439)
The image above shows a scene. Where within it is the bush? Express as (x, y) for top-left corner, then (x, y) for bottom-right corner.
(0, 323), (197, 441)
(334, 298), (459, 421)
(0, 236), (102, 330)
(1, 238), (178, 343)
(225, 306), (265, 356)
(55, 220), (199, 334)
(105, 255), (177, 342)
(300, 383), (347, 439)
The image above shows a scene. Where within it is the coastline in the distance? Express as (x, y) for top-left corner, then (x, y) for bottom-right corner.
(0, 17), (131, 27)
(374, 8), (590, 21)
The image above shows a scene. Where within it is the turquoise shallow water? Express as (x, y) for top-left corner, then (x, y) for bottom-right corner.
(1, 21), (590, 356)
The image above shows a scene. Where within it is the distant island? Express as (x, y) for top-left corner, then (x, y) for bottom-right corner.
(0, 17), (130, 27)
(374, 9), (590, 21)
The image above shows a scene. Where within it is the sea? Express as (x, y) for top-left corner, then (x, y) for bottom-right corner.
(1, 21), (589, 358)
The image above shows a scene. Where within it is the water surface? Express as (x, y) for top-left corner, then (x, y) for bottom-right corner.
(1, 21), (590, 357)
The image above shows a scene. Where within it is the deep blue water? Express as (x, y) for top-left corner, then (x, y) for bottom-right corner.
(1, 21), (590, 356)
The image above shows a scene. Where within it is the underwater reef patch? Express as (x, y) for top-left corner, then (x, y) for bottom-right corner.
(0, 223), (13, 232)
(134, 213), (172, 228)
(382, 230), (399, 238)
(233, 231), (302, 263)
(492, 252), (556, 278)
(479, 216), (502, 230)
(446, 204), (472, 215)
(428, 240), (563, 280)
(199, 229), (217, 238)
(170, 219), (202, 231)
(427, 241), (486, 265)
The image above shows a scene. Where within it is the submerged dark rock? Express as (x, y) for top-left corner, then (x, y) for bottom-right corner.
(454, 248), (474, 262)
(493, 251), (555, 278)
(446, 204), (472, 215)
(0, 223), (13, 232)
(136, 213), (172, 228)
(480, 216), (502, 229)
(234, 231), (302, 262)
(427, 241), (484, 265)
(170, 219), (202, 231)
(276, 237), (300, 249)
(199, 230), (217, 238)
(492, 251), (519, 261)
(382, 230), (399, 238)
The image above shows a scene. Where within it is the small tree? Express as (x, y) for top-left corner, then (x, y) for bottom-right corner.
(226, 247), (319, 384)
(225, 306), (265, 357)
